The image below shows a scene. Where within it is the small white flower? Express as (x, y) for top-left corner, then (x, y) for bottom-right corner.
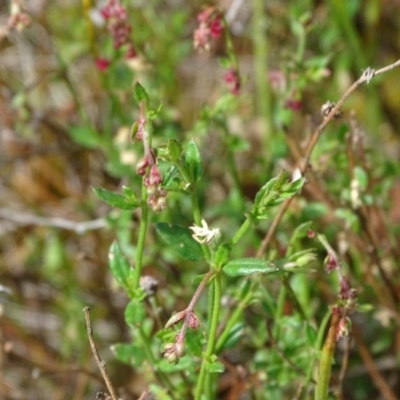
(291, 167), (302, 182)
(189, 219), (220, 244)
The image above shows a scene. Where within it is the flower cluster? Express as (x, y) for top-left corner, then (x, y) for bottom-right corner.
(162, 309), (201, 364)
(318, 235), (357, 340)
(324, 252), (339, 273)
(97, 0), (137, 70)
(224, 67), (241, 96)
(193, 6), (224, 51)
(161, 341), (185, 365)
(135, 103), (166, 212)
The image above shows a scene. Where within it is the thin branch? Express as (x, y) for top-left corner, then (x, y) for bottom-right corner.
(83, 307), (119, 400)
(334, 336), (352, 400)
(0, 208), (107, 233)
(257, 58), (400, 256)
(352, 323), (398, 400)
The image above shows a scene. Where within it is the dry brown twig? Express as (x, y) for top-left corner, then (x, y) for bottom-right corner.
(0, 208), (107, 234)
(256, 59), (400, 258)
(83, 307), (119, 400)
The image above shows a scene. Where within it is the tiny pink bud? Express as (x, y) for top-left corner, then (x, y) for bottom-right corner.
(136, 157), (149, 176)
(336, 316), (351, 340)
(224, 68), (241, 95)
(149, 165), (163, 185)
(175, 342), (185, 357)
(210, 17), (223, 39)
(339, 277), (357, 300)
(96, 58), (111, 72)
(307, 229), (315, 238)
(188, 312), (200, 330)
(126, 43), (137, 59)
(165, 310), (187, 329)
(325, 253), (338, 273)
(284, 98), (302, 111)
(153, 196), (167, 212)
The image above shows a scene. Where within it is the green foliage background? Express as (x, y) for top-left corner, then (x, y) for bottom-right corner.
(1, 1), (400, 399)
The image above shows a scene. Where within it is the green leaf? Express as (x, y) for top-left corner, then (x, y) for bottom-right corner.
(122, 186), (138, 204)
(281, 177), (306, 195)
(124, 299), (146, 327)
(214, 243), (232, 268)
(254, 175), (306, 218)
(155, 223), (204, 261)
(254, 177), (278, 206)
(111, 343), (146, 366)
(157, 355), (192, 372)
(69, 125), (103, 148)
(205, 359), (225, 373)
(305, 324), (318, 346)
(133, 82), (149, 105)
(223, 251), (316, 277)
(185, 140), (203, 183)
(108, 241), (130, 288)
(93, 187), (139, 210)
(354, 166), (368, 191)
(130, 121), (138, 140)
(292, 221), (314, 241)
(185, 329), (205, 357)
(287, 221), (314, 256)
(167, 139), (183, 163)
(218, 323), (244, 351)
(223, 258), (280, 277)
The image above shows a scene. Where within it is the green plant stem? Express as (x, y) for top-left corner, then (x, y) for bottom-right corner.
(232, 218), (251, 245)
(194, 272), (222, 400)
(315, 310), (340, 400)
(132, 184), (149, 290)
(302, 309), (332, 400)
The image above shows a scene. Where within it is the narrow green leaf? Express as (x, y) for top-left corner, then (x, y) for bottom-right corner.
(292, 221), (314, 240)
(223, 258), (280, 277)
(254, 177), (277, 206)
(130, 121), (138, 140)
(185, 140), (203, 183)
(281, 177), (306, 195)
(155, 223), (204, 261)
(93, 187), (139, 210)
(133, 82), (149, 105)
(125, 299), (146, 327)
(108, 241), (130, 288)
(287, 221), (314, 256)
